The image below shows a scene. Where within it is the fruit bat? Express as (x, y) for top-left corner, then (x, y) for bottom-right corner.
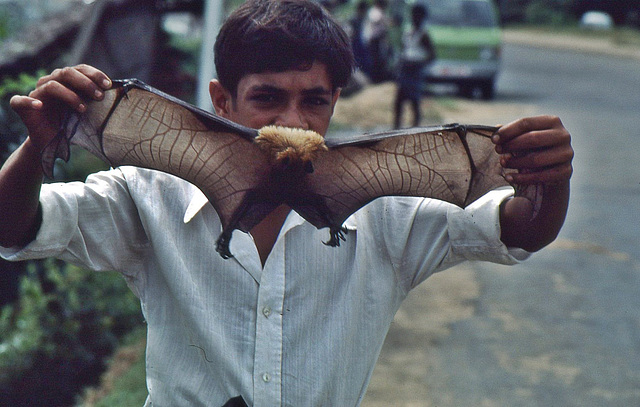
(44, 79), (524, 259)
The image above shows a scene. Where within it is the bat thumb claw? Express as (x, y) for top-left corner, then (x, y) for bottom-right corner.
(216, 233), (234, 259)
(324, 226), (348, 247)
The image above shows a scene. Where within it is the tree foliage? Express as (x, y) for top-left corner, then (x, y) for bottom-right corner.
(0, 71), (42, 163)
(0, 260), (143, 405)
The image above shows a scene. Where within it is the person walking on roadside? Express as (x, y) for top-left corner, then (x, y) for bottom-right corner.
(349, 0), (372, 74)
(363, 0), (391, 82)
(394, 3), (435, 129)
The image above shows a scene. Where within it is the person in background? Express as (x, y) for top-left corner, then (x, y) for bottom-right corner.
(394, 3), (435, 129)
(349, 0), (372, 73)
(362, 0), (391, 82)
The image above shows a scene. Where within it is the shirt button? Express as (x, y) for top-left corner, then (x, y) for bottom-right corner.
(262, 306), (272, 318)
(262, 372), (271, 382)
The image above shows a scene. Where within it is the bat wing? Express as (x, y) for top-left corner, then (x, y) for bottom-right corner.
(44, 80), (514, 258)
(292, 124), (512, 245)
(45, 79), (276, 258)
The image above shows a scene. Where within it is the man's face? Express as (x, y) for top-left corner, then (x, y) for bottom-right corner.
(211, 61), (340, 137)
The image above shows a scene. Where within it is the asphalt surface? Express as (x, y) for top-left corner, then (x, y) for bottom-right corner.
(362, 38), (640, 407)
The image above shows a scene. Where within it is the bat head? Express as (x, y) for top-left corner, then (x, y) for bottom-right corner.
(255, 126), (327, 172)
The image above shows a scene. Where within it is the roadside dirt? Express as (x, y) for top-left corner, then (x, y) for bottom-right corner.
(502, 28), (640, 61)
(332, 82), (537, 130)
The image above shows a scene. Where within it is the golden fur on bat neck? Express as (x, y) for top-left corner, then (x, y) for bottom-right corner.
(255, 126), (327, 164)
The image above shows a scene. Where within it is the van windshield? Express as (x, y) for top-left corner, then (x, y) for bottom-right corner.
(424, 0), (498, 28)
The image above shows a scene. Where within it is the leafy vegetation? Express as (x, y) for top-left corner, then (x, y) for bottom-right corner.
(80, 327), (148, 407)
(0, 71), (44, 163)
(0, 260), (143, 406)
(0, 6), (19, 40)
(524, 0), (573, 25)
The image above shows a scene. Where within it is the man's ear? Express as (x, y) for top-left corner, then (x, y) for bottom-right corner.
(330, 88), (341, 115)
(209, 79), (232, 117)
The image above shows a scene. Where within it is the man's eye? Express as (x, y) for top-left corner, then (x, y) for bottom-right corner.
(305, 97), (329, 106)
(251, 94), (278, 104)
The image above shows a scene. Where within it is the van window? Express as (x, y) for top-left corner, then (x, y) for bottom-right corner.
(425, 0), (498, 28)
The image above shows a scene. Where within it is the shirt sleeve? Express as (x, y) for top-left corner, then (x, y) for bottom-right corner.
(357, 188), (530, 292)
(0, 168), (150, 273)
(445, 187), (530, 263)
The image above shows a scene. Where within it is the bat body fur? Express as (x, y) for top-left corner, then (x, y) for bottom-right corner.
(45, 79), (518, 259)
(255, 126), (328, 166)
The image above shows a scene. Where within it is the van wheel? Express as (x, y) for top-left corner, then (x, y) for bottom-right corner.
(459, 80), (495, 100)
(479, 79), (495, 100)
(459, 84), (476, 99)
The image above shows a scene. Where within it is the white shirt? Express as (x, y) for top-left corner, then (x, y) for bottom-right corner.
(401, 26), (431, 63)
(0, 167), (527, 406)
(362, 6), (388, 42)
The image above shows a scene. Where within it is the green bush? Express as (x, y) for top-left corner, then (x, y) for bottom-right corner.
(0, 71), (44, 163)
(524, 0), (574, 25)
(0, 260), (143, 405)
(0, 8), (16, 40)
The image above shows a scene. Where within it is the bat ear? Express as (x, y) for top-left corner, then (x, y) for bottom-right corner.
(209, 79), (232, 117)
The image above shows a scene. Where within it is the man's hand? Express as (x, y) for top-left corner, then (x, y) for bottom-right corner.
(494, 115), (574, 252)
(9, 64), (112, 153)
(493, 115), (573, 185)
(0, 65), (111, 248)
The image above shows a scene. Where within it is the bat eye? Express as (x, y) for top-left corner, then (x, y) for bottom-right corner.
(281, 156), (291, 168)
(304, 161), (314, 174)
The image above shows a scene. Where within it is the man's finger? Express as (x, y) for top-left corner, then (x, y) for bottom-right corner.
(75, 64), (112, 90)
(495, 128), (571, 154)
(9, 95), (43, 112)
(507, 162), (573, 185)
(36, 66), (110, 102)
(494, 115), (564, 144)
(30, 80), (87, 113)
(500, 144), (574, 170)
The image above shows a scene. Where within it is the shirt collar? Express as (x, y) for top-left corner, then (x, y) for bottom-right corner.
(183, 189), (209, 224)
(183, 188), (358, 232)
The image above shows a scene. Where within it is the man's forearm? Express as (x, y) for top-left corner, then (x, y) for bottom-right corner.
(499, 181), (570, 252)
(0, 139), (44, 247)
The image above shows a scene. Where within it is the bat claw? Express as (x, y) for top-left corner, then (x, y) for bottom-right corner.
(324, 226), (348, 247)
(216, 233), (234, 259)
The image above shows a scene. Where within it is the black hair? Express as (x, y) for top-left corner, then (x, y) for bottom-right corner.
(214, 0), (354, 94)
(411, 3), (428, 22)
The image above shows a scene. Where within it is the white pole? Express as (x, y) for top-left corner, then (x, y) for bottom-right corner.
(197, 0), (224, 111)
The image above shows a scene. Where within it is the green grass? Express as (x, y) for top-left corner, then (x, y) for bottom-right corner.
(506, 23), (640, 47)
(77, 327), (147, 407)
(92, 358), (147, 407)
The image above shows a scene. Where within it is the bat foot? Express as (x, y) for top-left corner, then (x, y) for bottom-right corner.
(324, 227), (348, 247)
(216, 233), (234, 259)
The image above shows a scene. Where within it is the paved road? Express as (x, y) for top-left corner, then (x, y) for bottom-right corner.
(363, 44), (640, 406)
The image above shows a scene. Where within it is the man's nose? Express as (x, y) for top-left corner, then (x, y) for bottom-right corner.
(275, 106), (309, 130)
